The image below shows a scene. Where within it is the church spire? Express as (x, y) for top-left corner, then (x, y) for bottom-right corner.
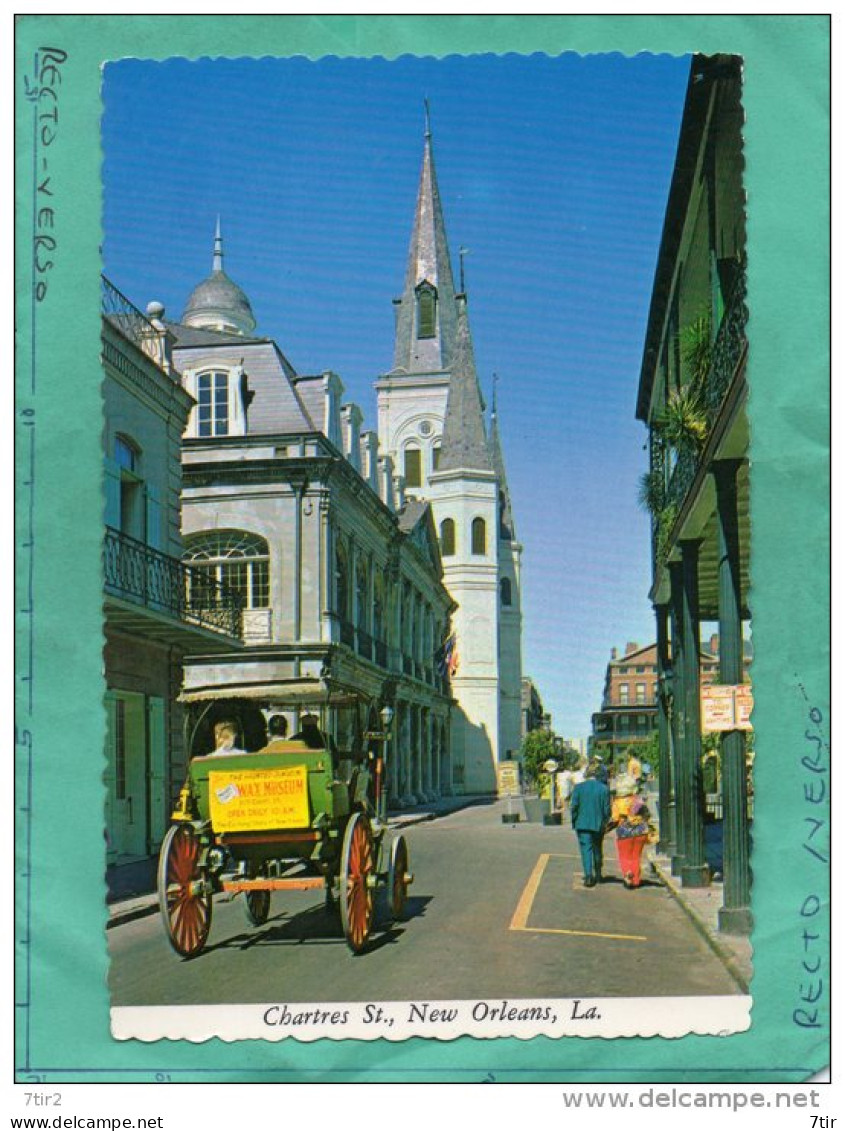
(489, 375), (515, 539)
(437, 297), (492, 474)
(392, 108), (459, 374)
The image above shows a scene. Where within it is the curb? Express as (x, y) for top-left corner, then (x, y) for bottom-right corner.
(651, 861), (751, 994)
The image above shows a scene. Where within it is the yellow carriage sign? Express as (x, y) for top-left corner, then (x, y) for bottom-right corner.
(209, 765), (309, 832)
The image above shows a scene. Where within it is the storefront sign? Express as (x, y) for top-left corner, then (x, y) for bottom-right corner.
(701, 684), (754, 732)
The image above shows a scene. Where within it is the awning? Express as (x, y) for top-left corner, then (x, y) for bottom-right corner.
(179, 679), (369, 708)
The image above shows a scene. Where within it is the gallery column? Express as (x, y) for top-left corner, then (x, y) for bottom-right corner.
(713, 459), (753, 934)
(668, 561), (687, 877)
(679, 539), (708, 888)
(654, 602), (675, 856)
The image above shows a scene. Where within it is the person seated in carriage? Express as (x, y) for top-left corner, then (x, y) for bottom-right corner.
(260, 713), (290, 750)
(290, 712), (326, 749)
(209, 719), (246, 756)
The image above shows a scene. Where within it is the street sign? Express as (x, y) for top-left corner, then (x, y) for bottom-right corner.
(701, 684), (754, 732)
(497, 761), (521, 798)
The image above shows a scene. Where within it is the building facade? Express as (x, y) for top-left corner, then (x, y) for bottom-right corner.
(102, 277), (242, 866)
(162, 226), (454, 805)
(375, 122), (524, 793)
(590, 636), (744, 759)
(636, 54), (751, 933)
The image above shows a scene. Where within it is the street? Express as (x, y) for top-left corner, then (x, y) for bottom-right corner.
(109, 799), (742, 1007)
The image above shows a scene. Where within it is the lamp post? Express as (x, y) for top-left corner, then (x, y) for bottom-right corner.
(543, 757), (560, 824)
(375, 704), (394, 823)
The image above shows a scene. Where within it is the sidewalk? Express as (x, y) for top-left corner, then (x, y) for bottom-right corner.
(106, 792), (494, 929)
(648, 847), (752, 992)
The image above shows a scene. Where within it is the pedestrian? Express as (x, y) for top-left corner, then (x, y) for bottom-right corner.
(627, 751), (643, 783)
(570, 764), (611, 888)
(611, 774), (651, 889)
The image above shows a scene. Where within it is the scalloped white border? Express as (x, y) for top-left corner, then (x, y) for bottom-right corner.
(112, 994), (752, 1043)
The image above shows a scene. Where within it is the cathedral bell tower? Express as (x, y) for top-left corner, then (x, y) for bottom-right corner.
(376, 112), (521, 794)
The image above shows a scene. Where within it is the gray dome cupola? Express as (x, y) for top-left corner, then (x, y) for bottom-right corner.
(182, 218), (257, 336)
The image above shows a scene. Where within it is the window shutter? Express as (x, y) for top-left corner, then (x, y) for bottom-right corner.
(182, 369), (198, 436)
(147, 696), (168, 850)
(229, 367), (246, 436)
(145, 485), (163, 550)
(104, 457), (121, 530)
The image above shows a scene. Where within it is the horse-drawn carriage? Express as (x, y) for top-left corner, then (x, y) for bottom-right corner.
(158, 686), (411, 957)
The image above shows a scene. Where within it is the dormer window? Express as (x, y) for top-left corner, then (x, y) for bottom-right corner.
(197, 371), (229, 436)
(415, 282), (437, 340)
(184, 366), (248, 439)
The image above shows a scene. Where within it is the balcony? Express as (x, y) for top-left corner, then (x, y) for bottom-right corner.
(104, 527), (243, 647)
(655, 273), (748, 557)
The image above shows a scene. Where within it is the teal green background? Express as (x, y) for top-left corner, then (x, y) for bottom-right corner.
(14, 15), (830, 1082)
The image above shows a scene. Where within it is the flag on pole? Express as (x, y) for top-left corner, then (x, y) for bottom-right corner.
(436, 633), (459, 678)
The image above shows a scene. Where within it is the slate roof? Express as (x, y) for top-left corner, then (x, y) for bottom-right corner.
(437, 300), (492, 474)
(392, 128), (459, 375)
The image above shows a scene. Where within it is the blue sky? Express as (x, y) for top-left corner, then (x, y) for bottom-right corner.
(103, 51), (691, 738)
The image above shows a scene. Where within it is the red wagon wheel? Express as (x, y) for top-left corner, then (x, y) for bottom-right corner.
(157, 824), (212, 958)
(340, 812), (374, 953)
(389, 834), (410, 920)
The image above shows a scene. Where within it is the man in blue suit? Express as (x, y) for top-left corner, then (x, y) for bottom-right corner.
(570, 765), (611, 887)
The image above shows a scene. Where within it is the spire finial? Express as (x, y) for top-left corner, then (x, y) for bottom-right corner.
(213, 215), (224, 273)
(424, 98), (432, 139)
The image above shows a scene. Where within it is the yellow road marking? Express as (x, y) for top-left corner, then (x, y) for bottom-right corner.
(509, 853), (550, 931)
(510, 852), (648, 942)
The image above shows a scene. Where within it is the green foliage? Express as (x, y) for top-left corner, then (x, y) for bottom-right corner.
(638, 469), (665, 515)
(678, 312), (713, 393)
(655, 502), (679, 567)
(520, 728), (558, 786)
(655, 387), (709, 455)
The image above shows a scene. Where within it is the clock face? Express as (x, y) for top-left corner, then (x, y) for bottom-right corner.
(418, 420), (433, 437)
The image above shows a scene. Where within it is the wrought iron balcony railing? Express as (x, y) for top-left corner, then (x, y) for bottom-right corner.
(657, 272), (748, 544)
(104, 527), (243, 638)
(102, 275), (157, 352)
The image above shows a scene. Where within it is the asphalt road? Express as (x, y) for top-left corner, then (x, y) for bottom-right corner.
(108, 800), (742, 1006)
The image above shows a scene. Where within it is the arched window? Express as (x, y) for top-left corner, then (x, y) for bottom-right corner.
(431, 442), (442, 472)
(403, 445), (422, 488)
(184, 530), (269, 608)
(471, 517), (487, 556)
(416, 283), (437, 339)
(440, 517), (455, 557)
(500, 577), (512, 606)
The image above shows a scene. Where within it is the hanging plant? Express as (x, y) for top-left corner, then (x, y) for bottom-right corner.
(678, 312), (713, 395)
(638, 469), (665, 516)
(654, 387), (709, 455)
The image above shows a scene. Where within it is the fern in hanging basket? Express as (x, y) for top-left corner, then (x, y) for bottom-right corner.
(638, 469), (665, 515)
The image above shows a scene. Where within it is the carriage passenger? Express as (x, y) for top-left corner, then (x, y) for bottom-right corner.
(210, 720), (246, 756)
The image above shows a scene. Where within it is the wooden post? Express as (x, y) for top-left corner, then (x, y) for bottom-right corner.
(714, 460), (753, 934)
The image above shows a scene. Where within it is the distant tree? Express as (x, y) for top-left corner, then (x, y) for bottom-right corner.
(521, 729), (558, 786)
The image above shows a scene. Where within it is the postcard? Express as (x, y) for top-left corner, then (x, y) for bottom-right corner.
(15, 15), (830, 1083)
